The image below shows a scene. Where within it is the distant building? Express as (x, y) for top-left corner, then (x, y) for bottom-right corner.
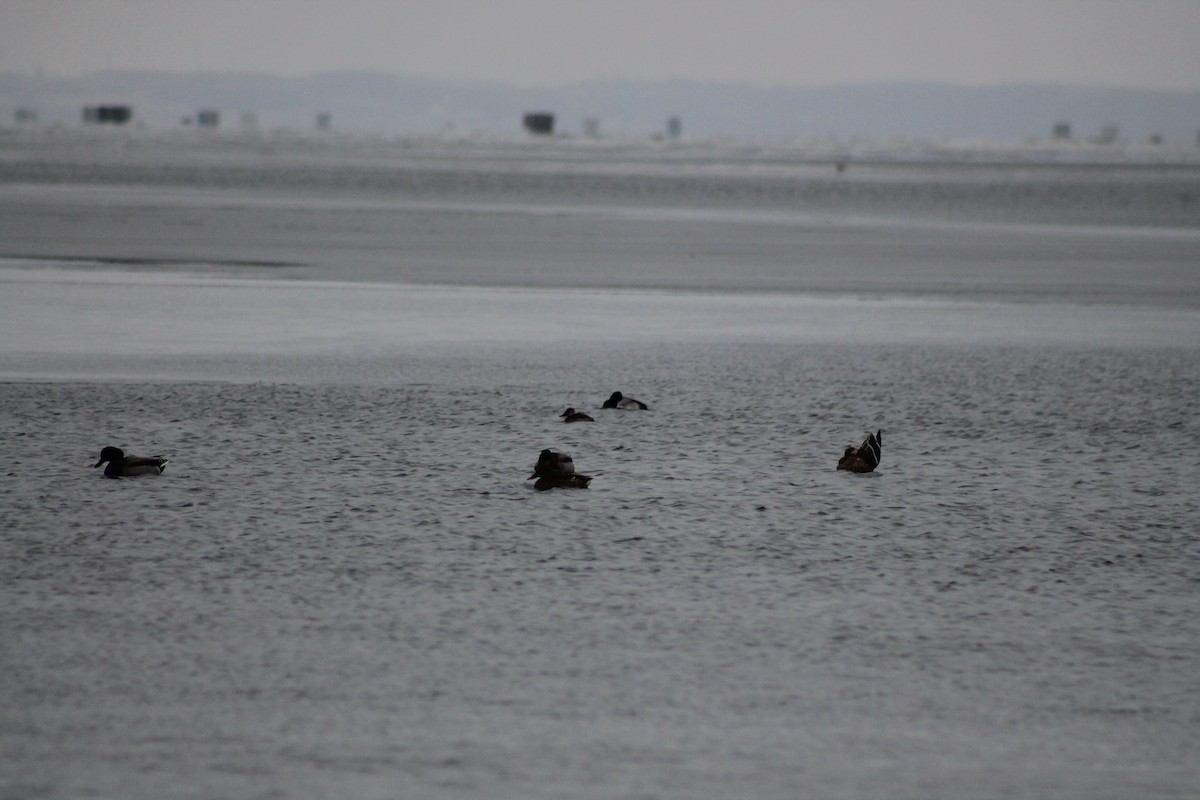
(1052, 122), (1071, 140)
(666, 116), (682, 139)
(582, 116), (601, 138)
(83, 105), (132, 125)
(523, 112), (554, 135)
(316, 112), (332, 130)
(14, 107), (38, 124)
(196, 109), (220, 128)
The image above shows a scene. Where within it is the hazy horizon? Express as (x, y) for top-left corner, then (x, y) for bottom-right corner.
(4, 1), (1199, 92)
(6, 68), (1199, 142)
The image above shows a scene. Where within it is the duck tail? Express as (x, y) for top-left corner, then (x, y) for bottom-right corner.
(862, 431), (881, 470)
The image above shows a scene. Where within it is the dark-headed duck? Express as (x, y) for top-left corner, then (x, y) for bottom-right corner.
(528, 448), (592, 490)
(94, 446), (169, 479)
(561, 407), (594, 423)
(602, 391), (648, 410)
(837, 430), (881, 473)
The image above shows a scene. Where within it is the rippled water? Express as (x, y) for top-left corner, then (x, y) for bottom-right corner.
(4, 339), (1199, 799)
(2, 131), (1200, 798)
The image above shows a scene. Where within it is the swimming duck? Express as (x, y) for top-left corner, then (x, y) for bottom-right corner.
(602, 391), (649, 410)
(561, 407), (594, 423)
(94, 446), (169, 479)
(837, 430), (881, 473)
(528, 448), (592, 490)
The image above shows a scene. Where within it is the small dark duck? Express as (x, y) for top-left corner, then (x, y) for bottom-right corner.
(837, 430), (881, 473)
(602, 391), (648, 410)
(561, 407), (594, 423)
(94, 446), (169, 479)
(528, 448), (592, 490)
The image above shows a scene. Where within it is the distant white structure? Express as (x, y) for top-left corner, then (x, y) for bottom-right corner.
(582, 116), (600, 138)
(240, 111), (258, 130)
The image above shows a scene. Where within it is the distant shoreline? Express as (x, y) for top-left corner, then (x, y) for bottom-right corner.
(4, 123), (1200, 167)
(4, 70), (1200, 141)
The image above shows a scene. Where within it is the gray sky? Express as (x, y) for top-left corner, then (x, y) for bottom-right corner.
(3, 0), (1199, 91)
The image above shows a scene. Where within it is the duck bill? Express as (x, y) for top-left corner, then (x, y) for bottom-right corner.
(93, 460), (105, 468)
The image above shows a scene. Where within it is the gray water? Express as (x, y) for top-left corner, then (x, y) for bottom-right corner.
(1, 129), (1199, 799)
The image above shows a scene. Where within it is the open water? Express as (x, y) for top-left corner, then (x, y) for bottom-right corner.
(1, 129), (1199, 799)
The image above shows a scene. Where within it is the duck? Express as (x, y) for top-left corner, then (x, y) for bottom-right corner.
(560, 407), (594, 423)
(837, 430), (882, 473)
(94, 446), (169, 479)
(528, 448), (592, 490)
(602, 391), (649, 410)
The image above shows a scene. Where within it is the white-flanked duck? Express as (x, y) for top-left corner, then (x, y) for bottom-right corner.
(837, 430), (882, 473)
(560, 407), (594, 423)
(528, 448), (592, 490)
(94, 446), (169, 479)
(602, 391), (648, 410)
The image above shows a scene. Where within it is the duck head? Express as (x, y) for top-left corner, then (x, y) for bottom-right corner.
(94, 446), (125, 468)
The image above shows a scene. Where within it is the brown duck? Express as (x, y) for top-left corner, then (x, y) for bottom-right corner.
(528, 448), (592, 490)
(837, 430), (882, 473)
